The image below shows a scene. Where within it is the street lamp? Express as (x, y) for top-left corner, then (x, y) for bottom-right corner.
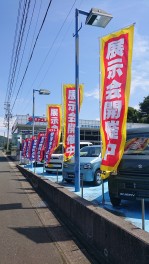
(32, 89), (50, 137)
(74, 8), (113, 192)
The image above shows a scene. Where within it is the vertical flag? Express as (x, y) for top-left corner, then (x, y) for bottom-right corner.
(28, 136), (37, 161)
(63, 84), (84, 161)
(100, 25), (134, 178)
(23, 138), (29, 158)
(46, 104), (62, 149)
(44, 128), (58, 163)
(22, 139), (27, 158)
(26, 138), (32, 159)
(35, 133), (45, 162)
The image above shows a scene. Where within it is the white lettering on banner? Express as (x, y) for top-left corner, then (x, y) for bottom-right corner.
(106, 38), (124, 59)
(105, 121), (119, 140)
(67, 134), (75, 145)
(65, 86), (81, 158)
(103, 143), (117, 161)
(68, 112), (75, 123)
(49, 107), (60, 133)
(102, 37), (125, 162)
(68, 90), (75, 100)
(68, 101), (76, 111)
(51, 109), (58, 116)
(66, 145), (75, 154)
(31, 139), (37, 159)
(51, 124), (58, 129)
(106, 88), (121, 100)
(107, 79), (122, 90)
(68, 123), (75, 134)
(107, 60), (123, 79)
(51, 118), (58, 125)
(103, 100), (122, 120)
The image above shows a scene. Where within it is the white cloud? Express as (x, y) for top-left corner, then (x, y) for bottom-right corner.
(131, 31), (149, 95)
(85, 31), (149, 107)
(133, 31), (149, 58)
(85, 87), (99, 99)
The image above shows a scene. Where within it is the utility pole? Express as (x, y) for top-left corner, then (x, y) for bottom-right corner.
(4, 102), (12, 152)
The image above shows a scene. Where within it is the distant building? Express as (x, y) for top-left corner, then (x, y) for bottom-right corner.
(11, 114), (149, 148)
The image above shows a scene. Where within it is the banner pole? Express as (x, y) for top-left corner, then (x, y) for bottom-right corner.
(81, 175), (83, 198)
(102, 179), (105, 205)
(57, 169), (58, 183)
(141, 199), (145, 230)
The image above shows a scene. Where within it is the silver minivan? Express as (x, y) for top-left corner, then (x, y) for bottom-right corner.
(45, 142), (93, 173)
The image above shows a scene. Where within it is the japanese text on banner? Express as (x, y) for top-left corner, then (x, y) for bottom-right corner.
(100, 25), (134, 179)
(63, 84), (84, 161)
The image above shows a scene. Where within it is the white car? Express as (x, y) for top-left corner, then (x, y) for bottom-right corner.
(45, 142), (92, 173)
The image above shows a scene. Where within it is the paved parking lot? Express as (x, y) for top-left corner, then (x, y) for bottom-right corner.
(24, 164), (149, 233)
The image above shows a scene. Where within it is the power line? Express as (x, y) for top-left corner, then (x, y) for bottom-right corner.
(5, 0), (23, 103)
(8, 0), (31, 103)
(29, 0), (78, 90)
(20, 0), (78, 114)
(11, 0), (37, 100)
(11, 0), (53, 111)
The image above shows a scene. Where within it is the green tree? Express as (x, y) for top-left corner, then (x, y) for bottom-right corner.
(127, 106), (139, 123)
(139, 96), (149, 123)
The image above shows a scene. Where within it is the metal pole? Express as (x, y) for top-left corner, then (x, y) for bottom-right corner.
(20, 151), (22, 164)
(3, 132), (5, 149)
(32, 89), (35, 169)
(57, 169), (58, 183)
(43, 163), (44, 174)
(141, 199), (145, 230)
(32, 89), (35, 137)
(81, 176), (83, 198)
(102, 179), (105, 205)
(75, 8), (80, 192)
(6, 109), (10, 152)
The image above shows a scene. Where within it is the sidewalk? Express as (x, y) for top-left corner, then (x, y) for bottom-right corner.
(0, 151), (95, 264)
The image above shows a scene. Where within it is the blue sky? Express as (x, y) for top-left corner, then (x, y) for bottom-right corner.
(0, 0), (149, 136)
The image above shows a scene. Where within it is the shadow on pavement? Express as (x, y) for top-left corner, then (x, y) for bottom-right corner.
(10, 226), (69, 243)
(0, 203), (47, 211)
(0, 170), (10, 173)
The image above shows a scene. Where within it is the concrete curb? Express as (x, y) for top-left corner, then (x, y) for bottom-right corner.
(17, 165), (149, 264)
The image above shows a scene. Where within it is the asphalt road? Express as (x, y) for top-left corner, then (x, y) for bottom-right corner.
(0, 152), (95, 264)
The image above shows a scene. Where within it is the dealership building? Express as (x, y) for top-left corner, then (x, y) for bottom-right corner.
(11, 114), (149, 153)
(11, 114), (101, 147)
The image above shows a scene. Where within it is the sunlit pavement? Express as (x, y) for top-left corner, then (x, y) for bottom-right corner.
(23, 164), (149, 233)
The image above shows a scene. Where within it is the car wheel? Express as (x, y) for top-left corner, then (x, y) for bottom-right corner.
(94, 170), (101, 186)
(65, 179), (72, 183)
(45, 170), (51, 174)
(110, 196), (121, 207)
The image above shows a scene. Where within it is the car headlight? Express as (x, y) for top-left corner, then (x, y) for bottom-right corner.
(83, 163), (92, 169)
(110, 170), (118, 176)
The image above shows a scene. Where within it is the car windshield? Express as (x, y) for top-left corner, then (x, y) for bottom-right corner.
(54, 144), (63, 154)
(80, 146), (101, 157)
(124, 136), (149, 155)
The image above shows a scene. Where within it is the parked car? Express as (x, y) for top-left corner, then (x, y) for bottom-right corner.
(62, 145), (101, 186)
(108, 127), (149, 206)
(45, 141), (93, 173)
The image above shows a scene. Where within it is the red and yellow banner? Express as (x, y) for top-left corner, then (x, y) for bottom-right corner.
(63, 84), (84, 161)
(46, 104), (62, 149)
(100, 25), (134, 179)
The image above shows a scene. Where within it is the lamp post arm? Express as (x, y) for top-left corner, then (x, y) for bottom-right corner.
(78, 10), (89, 16)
